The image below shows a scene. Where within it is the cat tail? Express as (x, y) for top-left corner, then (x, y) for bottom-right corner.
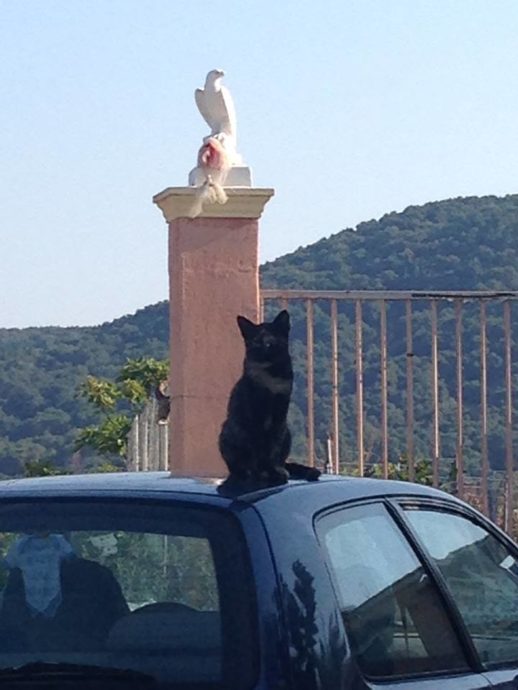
(285, 462), (321, 481)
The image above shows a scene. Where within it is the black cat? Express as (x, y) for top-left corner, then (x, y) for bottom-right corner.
(219, 310), (320, 485)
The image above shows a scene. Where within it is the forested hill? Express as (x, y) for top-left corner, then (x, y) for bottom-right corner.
(1, 194), (518, 476)
(261, 194), (518, 291)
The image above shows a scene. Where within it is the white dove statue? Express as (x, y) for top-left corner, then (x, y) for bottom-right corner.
(194, 69), (241, 166)
(188, 70), (251, 217)
(188, 70), (236, 216)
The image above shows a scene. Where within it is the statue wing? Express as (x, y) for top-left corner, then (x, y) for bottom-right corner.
(195, 87), (236, 138)
(219, 85), (236, 139)
(195, 88), (216, 131)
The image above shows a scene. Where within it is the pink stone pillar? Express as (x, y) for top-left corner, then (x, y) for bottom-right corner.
(153, 188), (274, 477)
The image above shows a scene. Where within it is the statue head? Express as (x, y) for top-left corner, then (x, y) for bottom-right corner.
(205, 69), (225, 87)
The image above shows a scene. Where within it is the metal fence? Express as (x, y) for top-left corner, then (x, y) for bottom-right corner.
(262, 289), (517, 532)
(130, 288), (518, 534)
(127, 397), (169, 472)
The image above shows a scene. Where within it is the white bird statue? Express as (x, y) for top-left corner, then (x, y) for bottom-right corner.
(194, 69), (240, 165)
(189, 69), (243, 217)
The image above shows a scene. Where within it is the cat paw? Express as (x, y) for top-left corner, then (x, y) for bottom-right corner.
(267, 467), (289, 486)
(285, 462), (321, 481)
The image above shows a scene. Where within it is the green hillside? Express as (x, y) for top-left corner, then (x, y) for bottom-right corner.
(1, 194), (517, 476)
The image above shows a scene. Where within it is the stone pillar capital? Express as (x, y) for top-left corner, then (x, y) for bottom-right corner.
(153, 186), (274, 223)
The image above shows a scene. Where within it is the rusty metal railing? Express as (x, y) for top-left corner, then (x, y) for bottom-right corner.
(261, 289), (517, 531)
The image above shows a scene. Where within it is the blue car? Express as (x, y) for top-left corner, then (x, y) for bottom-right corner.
(0, 471), (517, 689)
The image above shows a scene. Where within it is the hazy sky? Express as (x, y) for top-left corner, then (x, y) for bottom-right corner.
(2, 0), (518, 328)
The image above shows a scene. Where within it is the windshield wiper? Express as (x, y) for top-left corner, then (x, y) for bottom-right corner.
(0, 661), (158, 687)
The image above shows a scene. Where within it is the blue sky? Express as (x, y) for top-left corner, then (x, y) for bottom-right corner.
(1, 0), (518, 327)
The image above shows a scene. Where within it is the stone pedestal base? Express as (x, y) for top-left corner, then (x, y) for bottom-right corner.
(153, 187), (274, 477)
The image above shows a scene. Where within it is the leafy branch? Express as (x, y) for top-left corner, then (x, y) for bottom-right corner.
(75, 357), (168, 460)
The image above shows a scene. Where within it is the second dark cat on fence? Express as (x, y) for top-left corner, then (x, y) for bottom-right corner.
(218, 310), (320, 485)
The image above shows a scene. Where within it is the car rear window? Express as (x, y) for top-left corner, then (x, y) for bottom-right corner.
(0, 499), (257, 690)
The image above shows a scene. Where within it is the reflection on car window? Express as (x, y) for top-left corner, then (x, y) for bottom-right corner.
(405, 508), (518, 668)
(0, 502), (256, 689)
(317, 503), (468, 679)
(73, 532), (219, 612)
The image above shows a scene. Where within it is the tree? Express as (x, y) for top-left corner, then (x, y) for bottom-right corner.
(75, 357), (168, 461)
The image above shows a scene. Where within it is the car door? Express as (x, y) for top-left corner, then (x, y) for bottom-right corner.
(399, 503), (518, 690)
(315, 501), (490, 690)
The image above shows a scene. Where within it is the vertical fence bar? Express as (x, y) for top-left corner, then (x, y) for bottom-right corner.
(480, 301), (489, 516)
(150, 402), (160, 470)
(380, 300), (389, 478)
(259, 294), (265, 321)
(129, 418), (139, 471)
(280, 297), (289, 311)
(405, 300), (415, 481)
(157, 422), (165, 470)
(504, 301), (513, 534)
(139, 411), (149, 471)
(431, 300), (440, 488)
(164, 424), (170, 470)
(330, 299), (340, 473)
(326, 436), (333, 474)
(162, 424), (169, 470)
(355, 300), (365, 476)
(455, 300), (464, 498)
(306, 299), (315, 467)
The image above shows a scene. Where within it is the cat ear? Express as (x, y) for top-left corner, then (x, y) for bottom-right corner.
(237, 315), (257, 340)
(273, 310), (290, 335)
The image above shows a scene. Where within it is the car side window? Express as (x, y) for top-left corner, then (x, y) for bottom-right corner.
(317, 502), (469, 679)
(404, 507), (518, 668)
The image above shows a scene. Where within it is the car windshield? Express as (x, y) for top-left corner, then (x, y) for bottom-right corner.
(0, 499), (257, 689)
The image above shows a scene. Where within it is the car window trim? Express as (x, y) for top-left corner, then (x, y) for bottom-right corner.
(314, 498), (483, 680)
(393, 496), (518, 557)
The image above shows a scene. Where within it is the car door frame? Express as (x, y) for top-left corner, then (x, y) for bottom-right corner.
(313, 496), (491, 690)
(386, 496), (518, 690)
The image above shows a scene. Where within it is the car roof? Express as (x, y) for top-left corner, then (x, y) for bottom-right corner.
(0, 471), (456, 508)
